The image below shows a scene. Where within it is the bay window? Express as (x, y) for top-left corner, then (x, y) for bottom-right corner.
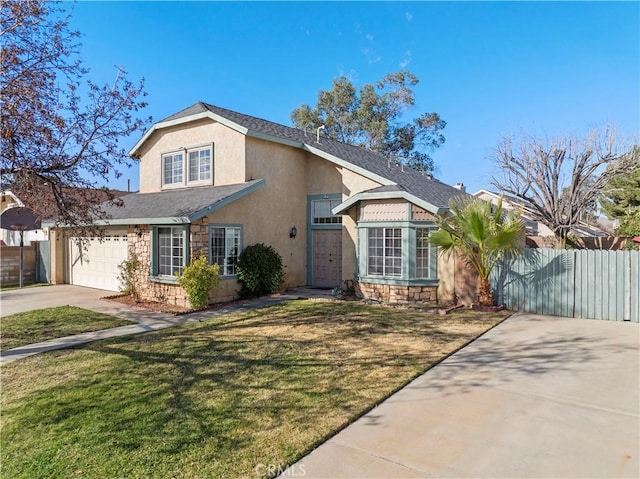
(367, 228), (402, 277)
(359, 223), (437, 283)
(415, 228), (430, 278)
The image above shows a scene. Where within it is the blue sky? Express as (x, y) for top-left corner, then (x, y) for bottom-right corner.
(67, 1), (639, 194)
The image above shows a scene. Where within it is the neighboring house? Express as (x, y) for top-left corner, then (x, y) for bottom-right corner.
(49, 102), (468, 306)
(0, 189), (48, 246)
(473, 189), (607, 239)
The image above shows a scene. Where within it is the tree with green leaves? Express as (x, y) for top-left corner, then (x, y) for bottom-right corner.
(599, 147), (640, 236)
(1, 0), (150, 230)
(291, 71), (445, 173)
(430, 197), (524, 306)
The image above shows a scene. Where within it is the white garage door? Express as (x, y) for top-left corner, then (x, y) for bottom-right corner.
(70, 230), (129, 292)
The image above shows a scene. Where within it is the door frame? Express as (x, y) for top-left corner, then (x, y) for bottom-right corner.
(306, 194), (343, 286)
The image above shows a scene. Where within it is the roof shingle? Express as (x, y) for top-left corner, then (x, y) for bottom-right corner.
(161, 102), (467, 209)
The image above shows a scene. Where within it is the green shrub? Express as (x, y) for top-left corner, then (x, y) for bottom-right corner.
(118, 253), (141, 300)
(236, 243), (284, 298)
(176, 255), (220, 309)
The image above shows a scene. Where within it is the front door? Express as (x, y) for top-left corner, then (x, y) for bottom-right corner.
(312, 229), (342, 288)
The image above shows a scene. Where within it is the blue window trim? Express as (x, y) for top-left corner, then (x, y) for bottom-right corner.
(149, 224), (190, 283)
(208, 223), (243, 278)
(356, 220), (438, 284)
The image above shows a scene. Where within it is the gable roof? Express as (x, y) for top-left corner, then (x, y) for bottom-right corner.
(91, 179), (264, 225)
(130, 102), (466, 211)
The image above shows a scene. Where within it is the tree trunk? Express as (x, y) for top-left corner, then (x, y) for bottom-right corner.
(478, 277), (494, 306)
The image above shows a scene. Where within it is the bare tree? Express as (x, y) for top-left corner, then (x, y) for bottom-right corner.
(0, 0), (151, 231)
(491, 127), (635, 248)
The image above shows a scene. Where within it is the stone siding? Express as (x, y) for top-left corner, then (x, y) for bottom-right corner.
(128, 220), (241, 308)
(356, 281), (438, 305)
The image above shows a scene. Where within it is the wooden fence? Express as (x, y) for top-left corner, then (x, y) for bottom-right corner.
(491, 248), (640, 322)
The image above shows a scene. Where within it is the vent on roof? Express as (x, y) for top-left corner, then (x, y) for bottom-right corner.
(454, 182), (466, 192)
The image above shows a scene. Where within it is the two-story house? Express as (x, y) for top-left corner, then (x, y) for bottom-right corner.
(49, 102), (469, 306)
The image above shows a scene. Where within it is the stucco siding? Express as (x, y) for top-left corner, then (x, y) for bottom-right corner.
(138, 119), (246, 193)
(306, 156), (343, 195)
(341, 168), (382, 283)
(241, 137), (311, 288)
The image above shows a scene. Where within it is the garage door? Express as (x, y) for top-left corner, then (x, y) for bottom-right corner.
(70, 230), (128, 292)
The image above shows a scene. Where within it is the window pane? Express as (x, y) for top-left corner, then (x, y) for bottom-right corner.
(210, 228), (225, 272)
(367, 228), (384, 275)
(188, 148), (211, 182)
(210, 226), (241, 275)
(163, 153), (183, 185)
(416, 228), (430, 278)
(157, 226), (184, 275)
(312, 199), (342, 224)
(189, 152), (199, 182)
(367, 227), (402, 277)
(200, 150), (211, 180)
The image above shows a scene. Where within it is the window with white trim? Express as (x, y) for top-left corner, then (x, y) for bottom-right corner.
(210, 226), (241, 276)
(163, 153), (183, 185)
(415, 228), (430, 278)
(156, 226), (185, 276)
(367, 227), (402, 277)
(162, 145), (213, 188)
(189, 148), (212, 182)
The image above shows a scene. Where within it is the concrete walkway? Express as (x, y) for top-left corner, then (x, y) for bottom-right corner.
(282, 313), (640, 478)
(0, 285), (309, 365)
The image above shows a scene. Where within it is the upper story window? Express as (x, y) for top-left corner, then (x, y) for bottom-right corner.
(162, 144), (213, 188)
(311, 198), (342, 224)
(163, 153), (183, 185)
(189, 148), (212, 182)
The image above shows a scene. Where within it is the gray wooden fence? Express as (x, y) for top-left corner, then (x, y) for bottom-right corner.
(491, 248), (640, 322)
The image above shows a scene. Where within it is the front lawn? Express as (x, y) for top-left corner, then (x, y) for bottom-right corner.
(0, 306), (131, 351)
(1, 300), (510, 478)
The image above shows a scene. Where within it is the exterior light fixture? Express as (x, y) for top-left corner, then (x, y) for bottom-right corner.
(289, 226), (297, 239)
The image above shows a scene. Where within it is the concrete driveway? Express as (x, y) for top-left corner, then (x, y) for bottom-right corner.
(0, 284), (116, 317)
(284, 313), (639, 478)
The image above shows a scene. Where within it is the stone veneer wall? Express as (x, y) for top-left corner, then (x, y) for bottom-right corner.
(356, 281), (438, 305)
(128, 219), (241, 308)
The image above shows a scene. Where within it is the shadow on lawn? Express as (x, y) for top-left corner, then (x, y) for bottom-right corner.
(39, 303), (479, 456)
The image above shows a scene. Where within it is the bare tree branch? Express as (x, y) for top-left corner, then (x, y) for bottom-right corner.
(491, 127), (633, 247)
(0, 0), (151, 231)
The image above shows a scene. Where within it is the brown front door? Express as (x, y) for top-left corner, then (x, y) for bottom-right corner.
(312, 229), (342, 288)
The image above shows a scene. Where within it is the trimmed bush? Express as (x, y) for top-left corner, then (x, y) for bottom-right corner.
(236, 243), (284, 298)
(176, 255), (220, 309)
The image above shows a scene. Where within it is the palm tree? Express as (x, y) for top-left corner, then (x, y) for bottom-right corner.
(430, 196), (524, 306)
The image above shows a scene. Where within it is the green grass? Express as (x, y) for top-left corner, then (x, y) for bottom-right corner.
(0, 306), (131, 351)
(0, 301), (510, 478)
